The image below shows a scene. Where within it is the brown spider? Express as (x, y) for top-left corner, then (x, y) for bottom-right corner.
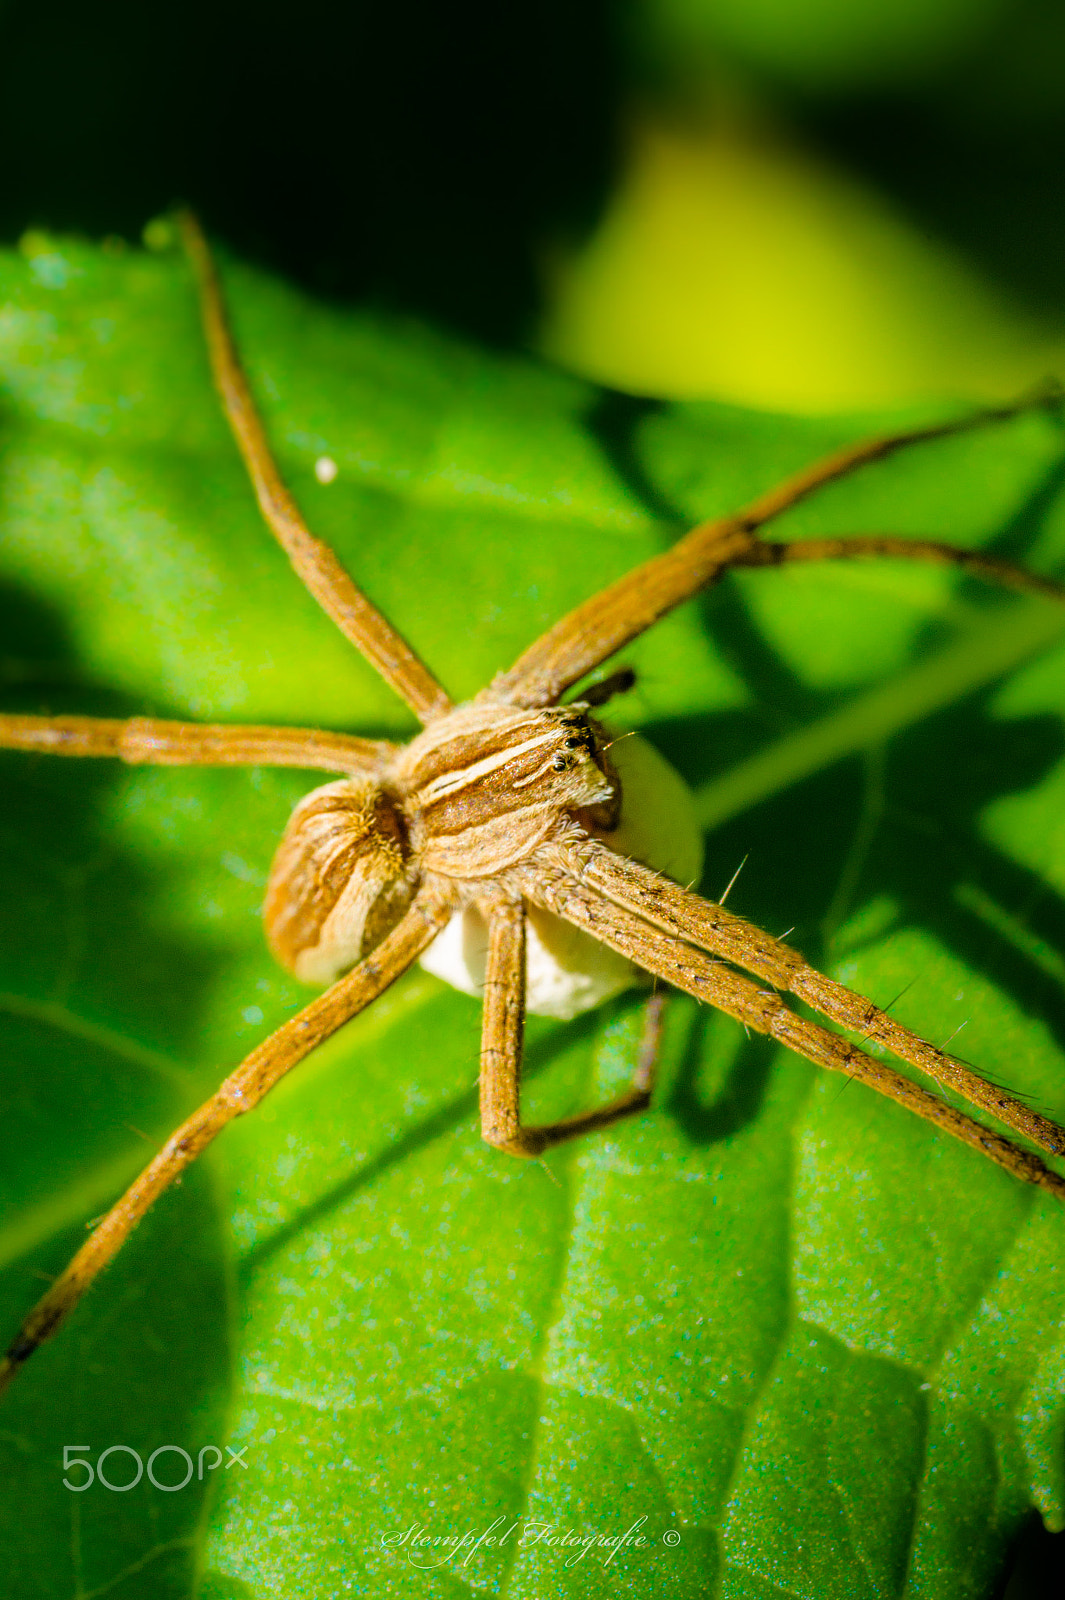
(3, 211), (1065, 1398)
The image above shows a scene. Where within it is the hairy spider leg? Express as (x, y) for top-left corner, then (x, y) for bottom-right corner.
(477, 898), (667, 1156)
(0, 893), (455, 1396)
(0, 716), (390, 774)
(179, 209), (452, 724)
(549, 836), (1065, 1163)
(490, 386), (1065, 710)
(513, 859), (1065, 1200)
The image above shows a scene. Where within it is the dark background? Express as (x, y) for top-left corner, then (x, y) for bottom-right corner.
(1, 0), (1063, 349)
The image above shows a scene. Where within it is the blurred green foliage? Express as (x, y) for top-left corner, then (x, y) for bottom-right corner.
(0, 0), (1062, 342)
(635, 0), (1009, 91)
(626, 0), (1065, 323)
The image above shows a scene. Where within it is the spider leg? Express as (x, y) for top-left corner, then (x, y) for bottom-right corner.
(477, 897), (659, 1156)
(178, 210), (452, 725)
(633, 988), (668, 1096)
(0, 889), (455, 1398)
(733, 535), (1065, 603)
(545, 837), (1065, 1164)
(0, 714), (392, 775)
(737, 384), (1061, 526)
(514, 858), (1065, 1199)
(490, 388), (1063, 710)
(572, 666), (638, 709)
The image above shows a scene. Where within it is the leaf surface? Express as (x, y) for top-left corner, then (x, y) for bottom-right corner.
(2, 234), (1065, 1599)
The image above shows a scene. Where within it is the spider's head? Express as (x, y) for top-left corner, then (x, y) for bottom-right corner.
(530, 705), (615, 807)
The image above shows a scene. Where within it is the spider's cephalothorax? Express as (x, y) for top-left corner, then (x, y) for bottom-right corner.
(396, 701), (619, 871)
(264, 702), (620, 987)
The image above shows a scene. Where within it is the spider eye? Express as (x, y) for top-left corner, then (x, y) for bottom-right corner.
(552, 758), (567, 772)
(564, 737), (581, 750)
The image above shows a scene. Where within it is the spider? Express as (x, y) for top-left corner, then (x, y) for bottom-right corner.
(3, 211), (1065, 1399)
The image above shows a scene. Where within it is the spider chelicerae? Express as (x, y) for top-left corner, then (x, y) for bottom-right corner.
(3, 211), (1065, 1397)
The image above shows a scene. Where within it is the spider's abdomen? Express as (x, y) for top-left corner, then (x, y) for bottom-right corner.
(393, 701), (614, 878)
(264, 778), (414, 985)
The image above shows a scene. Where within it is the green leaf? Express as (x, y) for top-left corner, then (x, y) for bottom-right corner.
(2, 230), (1065, 1599)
